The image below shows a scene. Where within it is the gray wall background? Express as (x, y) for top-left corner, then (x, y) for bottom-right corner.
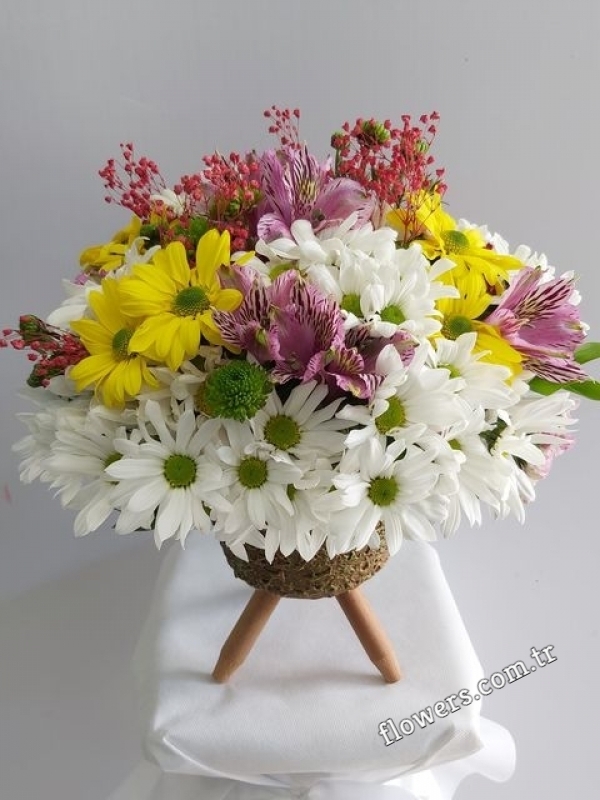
(1, 1), (599, 797)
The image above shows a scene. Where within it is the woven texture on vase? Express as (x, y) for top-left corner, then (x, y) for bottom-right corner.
(221, 527), (388, 599)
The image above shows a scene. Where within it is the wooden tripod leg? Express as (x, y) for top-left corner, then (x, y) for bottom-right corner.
(337, 588), (402, 683)
(212, 589), (280, 683)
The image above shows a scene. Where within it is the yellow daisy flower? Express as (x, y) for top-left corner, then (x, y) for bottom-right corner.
(69, 278), (160, 407)
(436, 272), (523, 376)
(388, 191), (523, 293)
(80, 216), (143, 273)
(119, 229), (242, 371)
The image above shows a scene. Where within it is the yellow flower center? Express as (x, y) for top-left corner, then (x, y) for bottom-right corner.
(173, 286), (210, 317)
(442, 230), (469, 254)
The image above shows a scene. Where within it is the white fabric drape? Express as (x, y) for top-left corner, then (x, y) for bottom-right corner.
(108, 538), (515, 799)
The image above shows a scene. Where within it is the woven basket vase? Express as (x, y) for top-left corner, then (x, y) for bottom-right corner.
(221, 527), (389, 599)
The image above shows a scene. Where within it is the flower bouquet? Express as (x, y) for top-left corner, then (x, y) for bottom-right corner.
(4, 107), (600, 682)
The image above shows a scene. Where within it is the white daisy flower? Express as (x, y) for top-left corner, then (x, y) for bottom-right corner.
(257, 217), (397, 269)
(479, 391), (576, 523)
(358, 246), (453, 338)
(210, 419), (304, 538)
(494, 457), (536, 524)
(492, 391), (577, 468)
(13, 403), (86, 486)
(328, 437), (445, 555)
(339, 344), (469, 453)
(438, 411), (512, 536)
(264, 483), (332, 562)
(429, 333), (518, 410)
(44, 409), (133, 536)
(105, 400), (226, 546)
(251, 381), (349, 465)
(259, 456), (338, 561)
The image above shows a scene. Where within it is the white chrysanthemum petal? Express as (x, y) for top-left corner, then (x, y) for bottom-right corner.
(107, 459), (164, 479)
(128, 478), (169, 513)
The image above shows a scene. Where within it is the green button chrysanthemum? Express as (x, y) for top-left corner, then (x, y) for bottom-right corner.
(203, 360), (272, 421)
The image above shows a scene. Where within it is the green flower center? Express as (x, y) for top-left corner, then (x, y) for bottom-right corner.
(442, 315), (474, 340)
(112, 328), (133, 360)
(238, 456), (268, 489)
(448, 439), (462, 451)
(341, 293), (363, 318)
(368, 476), (399, 507)
(104, 452), (122, 469)
(103, 452), (122, 485)
(164, 454), (197, 488)
(173, 286), (210, 317)
(204, 361), (272, 421)
(264, 414), (302, 451)
(375, 397), (406, 434)
(442, 229), (469, 254)
(380, 304), (406, 325)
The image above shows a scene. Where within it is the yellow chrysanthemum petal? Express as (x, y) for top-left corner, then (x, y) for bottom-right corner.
(196, 229), (230, 285)
(199, 315), (227, 346)
(101, 361), (129, 406)
(69, 319), (114, 354)
(158, 242), (192, 287)
(120, 359), (143, 399)
(70, 353), (116, 390)
(178, 316), (202, 360)
(120, 270), (177, 318)
(474, 325), (523, 371)
(140, 363), (160, 390)
(128, 314), (171, 359)
(214, 288), (243, 312)
(86, 279), (128, 333)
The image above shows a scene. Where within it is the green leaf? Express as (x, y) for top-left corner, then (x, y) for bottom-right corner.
(574, 342), (600, 365)
(529, 375), (600, 401)
(568, 380), (600, 400)
(528, 377), (560, 396)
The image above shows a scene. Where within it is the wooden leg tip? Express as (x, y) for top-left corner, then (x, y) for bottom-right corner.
(374, 656), (403, 683)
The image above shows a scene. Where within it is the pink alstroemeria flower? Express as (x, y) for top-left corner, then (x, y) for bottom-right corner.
(256, 145), (375, 241)
(486, 267), (587, 383)
(213, 271), (413, 400)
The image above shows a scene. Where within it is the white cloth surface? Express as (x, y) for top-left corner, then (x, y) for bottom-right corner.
(109, 537), (515, 799)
